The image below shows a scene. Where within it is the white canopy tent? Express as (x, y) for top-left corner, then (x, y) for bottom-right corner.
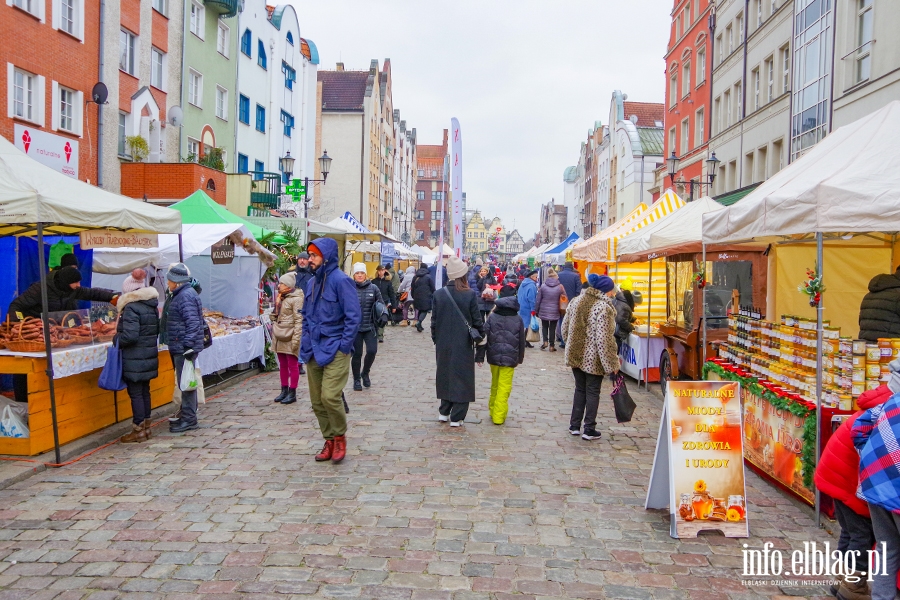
(617, 197), (725, 261)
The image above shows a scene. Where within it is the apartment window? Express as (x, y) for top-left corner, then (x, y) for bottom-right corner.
(772, 139), (784, 174)
(681, 118), (690, 155)
(756, 0), (763, 27)
(286, 31), (293, 45)
(237, 154), (248, 174)
(118, 112), (127, 156)
(717, 34), (723, 64)
(695, 108), (705, 146)
(752, 68), (760, 110)
(724, 90), (732, 127)
(737, 13), (744, 42)
(255, 104), (265, 132)
(12, 68), (35, 121)
(432, 191), (444, 200)
(682, 62), (691, 97)
(152, 0), (166, 14)
(726, 25), (733, 54)
(781, 45), (790, 94)
(257, 40), (267, 69)
(771, 0), (777, 15)
(415, 210), (424, 220)
(280, 110), (293, 136)
(417, 169), (424, 177)
(151, 48), (165, 89)
(685, 3), (691, 25)
(119, 29), (136, 75)
(735, 82), (742, 119)
(282, 62), (296, 90)
(60, 0), (76, 34)
(254, 160), (264, 174)
(240, 29), (252, 56)
(188, 70), (201, 106)
(187, 137), (199, 159)
(697, 48), (706, 83)
(416, 190), (425, 200)
(669, 71), (678, 106)
(431, 211), (441, 220)
(856, 0), (874, 83)
(238, 94), (249, 124)
(215, 86), (227, 120)
(216, 21), (229, 57)
(190, 1), (204, 38)
(668, 127), (676, 155)
(58, 86), (74, 132)
(765, 58), (774, 102)
(416, 231), (424, 241)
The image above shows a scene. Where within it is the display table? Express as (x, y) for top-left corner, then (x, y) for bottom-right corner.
(619, 331), (664, 383)
(196, 326), (264, 375)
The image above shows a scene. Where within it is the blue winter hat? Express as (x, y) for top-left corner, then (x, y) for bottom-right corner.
(590, 274), (615, 293)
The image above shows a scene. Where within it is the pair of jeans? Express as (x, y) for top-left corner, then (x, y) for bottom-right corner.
(570, 367), (602, 431)
(439, 399), (468, 422)
(352, 329), (378, 380)
(171, 352), (198, 425)
(489, 365), (514, 424)
(277, 353), (299, 388)
(834, 499), (875, 570)
(306, 352), (350, 439)
(541, 319), (558, 346)
(868, 503), (900, 599)
(125, 380), (151, 426)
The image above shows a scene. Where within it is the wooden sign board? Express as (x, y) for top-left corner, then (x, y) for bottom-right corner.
(211, 239), (235, 265)
(646, 380), (749, 538)
(79, 230), (158, 250)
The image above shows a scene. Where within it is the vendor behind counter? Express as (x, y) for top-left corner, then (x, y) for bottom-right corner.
(7, 261), (119, 321)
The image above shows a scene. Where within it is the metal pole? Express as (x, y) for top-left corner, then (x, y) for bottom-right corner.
(178, 234), (184, 263)
(645, 259), (653, 390)
(815, 231), (824, 527)
(702, 243), (707, 369)
(304, 176), (309, 219)
(36, 224), (61, 465)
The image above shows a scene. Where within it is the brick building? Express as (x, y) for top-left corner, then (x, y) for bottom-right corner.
(414, 129), (448, 247)
(2, 0), (101, 184)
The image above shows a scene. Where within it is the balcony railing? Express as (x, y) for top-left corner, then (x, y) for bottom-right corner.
(249, 171), (282, 210)
(204, 0), (238, 18)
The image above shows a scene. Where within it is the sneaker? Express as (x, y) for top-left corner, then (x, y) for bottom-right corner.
(569, 428), (581, 436)
(581, 430), (602, 440)
(438, 414), (449, 422)
(450, 421), (463, 427)
(353, 379), (363, 392)
(168, 409), (182, 423)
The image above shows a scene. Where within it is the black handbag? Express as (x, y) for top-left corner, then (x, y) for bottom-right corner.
(202, 320), (214, 348)
(441, 288), (482, 343)
(610, 372), (636, 423)
(372, 300), (389, 328)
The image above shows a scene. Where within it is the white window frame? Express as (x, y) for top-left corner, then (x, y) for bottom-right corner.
(151, 48), (165, 90)
(855, 0), (874, 84)
(52, 0), (84, 40)
(680, 118), (690, 155)
(188, 69), (202, 107)
(187, 137), (200, 160)
(781, 45), (790, 94)
(765, 57), (774, 102)
(216, 20), (230, 58)
(215, 86), (228, 120)
(10, 0), (46, 22)
(668, 127), (676, 156)
(724, 90), (732, 127)
(682, 62), (691, 98)
(119, 29), (137, 76)
(696, 47), (706, 84)
(118, 112), (128, 156)
(151, 0), (167, 15)
(695, 107), (705, 148)
(7, 65), (45, 126)
(669, 71), (678, 107)
(52, 81), (82, 135)
(190, 1), (204, 39)
(752, 67), (760, 110)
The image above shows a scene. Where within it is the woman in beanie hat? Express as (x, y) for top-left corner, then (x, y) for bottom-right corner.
(534, 268), (564, 352)
(121, 268), (147, 294)
(397, 265), (417, 326)
(431, 255), (484, 426)
(560, 274), (619, 440)
(351, 263), (384, 391)
(271, 272), (304, 405)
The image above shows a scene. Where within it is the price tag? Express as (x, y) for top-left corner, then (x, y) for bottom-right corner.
(67, 319), (75, 328)
(15, 312), (23, 320)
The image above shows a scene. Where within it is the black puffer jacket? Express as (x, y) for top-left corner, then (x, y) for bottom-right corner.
(8, 268), (116, 320)
(613, 290), (636, 341)
(116, 287), (160, 382)
(355, 280), (384, 333)
(859, 273), (900, 341)
(476, 273), (497, 312)
(411, 267), (435, 311)
(373, 276), (397, 308)
(161, 283), (204, 355)
(476, 296), (526, 367)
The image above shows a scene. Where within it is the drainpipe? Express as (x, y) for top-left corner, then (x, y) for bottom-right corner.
(708, 6), (715, 148)
(739, 0), (749, 187)
(232, 3), (241, 170)
(787, 0), (796, 165)
(827, 1), (837, 133)
(97, 0), (105, 187)
(179, 0), (187, 159)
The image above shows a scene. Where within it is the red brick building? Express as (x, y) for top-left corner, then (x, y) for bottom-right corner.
(1, 0), (100, 184)
(414, 129), (448, 247)
(662, 0), (715, 201)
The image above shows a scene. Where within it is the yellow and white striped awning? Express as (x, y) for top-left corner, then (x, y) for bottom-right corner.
(608, 190), (684, 260)
(571, 203), (649, 262)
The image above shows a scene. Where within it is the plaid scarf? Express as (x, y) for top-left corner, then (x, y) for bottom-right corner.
(853, 392), (900, 513)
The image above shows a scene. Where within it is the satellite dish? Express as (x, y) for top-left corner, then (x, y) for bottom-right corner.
(91, 82), (108, 104)
(622, 93), (628, 100)
(169, 106), (184, 127)
(630, 114), (639, 124)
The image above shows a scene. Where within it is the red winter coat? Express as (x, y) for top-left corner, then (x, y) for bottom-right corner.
(814, 385), (893, 517)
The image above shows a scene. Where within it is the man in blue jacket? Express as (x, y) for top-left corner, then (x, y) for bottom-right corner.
(301, 238), (361, 464)
(517, 270), (539, 348)
(556, 262), (582, 348)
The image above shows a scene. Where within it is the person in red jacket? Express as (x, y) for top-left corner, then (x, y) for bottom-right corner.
(815, 384), (892, 599)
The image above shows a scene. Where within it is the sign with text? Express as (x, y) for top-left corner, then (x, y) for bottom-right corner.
(210, 238), (235, 265)
(646, 380), (749, 538)
(15, 124), (79, 179)
(79, 230), (158, 250)
(450, 118), (463, 258)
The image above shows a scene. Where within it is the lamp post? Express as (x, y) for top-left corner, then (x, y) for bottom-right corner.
(282, 150), (332, 218)
(667, 151), (720, 201)
(393, 207), (412, 244)
(598, 208), (606, 231)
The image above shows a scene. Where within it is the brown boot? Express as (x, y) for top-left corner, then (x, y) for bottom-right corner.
(120, 423), (147, 443)
(143, 420), (152, 440)
(331, 435), (346, 463)
(836, 572), (870, 600)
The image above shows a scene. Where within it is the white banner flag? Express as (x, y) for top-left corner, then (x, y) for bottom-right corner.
(451, 118), (463, 258)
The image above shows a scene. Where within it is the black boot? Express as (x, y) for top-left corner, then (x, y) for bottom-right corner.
(353, 379), (363, 391)
(298, 363), (306, 375)
(361, 373), (371, 388)
(281, 388), (297, 404)
(274, 386), (288, 403)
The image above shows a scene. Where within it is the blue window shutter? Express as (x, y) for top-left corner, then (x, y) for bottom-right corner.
(258, 40), (267, 69)
(256, 105), (265, 132)
(237, 154), (248, 173)
(241, 30), (252, 56)
(238, 95), (249, 124)
(286, 31), (293, 45)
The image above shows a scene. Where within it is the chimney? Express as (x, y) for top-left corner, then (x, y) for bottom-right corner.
(336, 62), (344, 71)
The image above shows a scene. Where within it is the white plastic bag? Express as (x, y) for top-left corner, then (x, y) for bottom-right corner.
(179, 358), (198, 392)
(195, 364), (206, 404)
(0, 405), (29, 438)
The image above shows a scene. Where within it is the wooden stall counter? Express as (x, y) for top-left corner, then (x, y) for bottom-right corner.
(0, 347), (175, 456)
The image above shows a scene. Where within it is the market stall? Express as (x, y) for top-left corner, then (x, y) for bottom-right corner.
(0, 134), (182, 459)
(701, 101), (900, 514)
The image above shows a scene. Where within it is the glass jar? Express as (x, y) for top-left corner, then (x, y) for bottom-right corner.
(692, 492), (714, 521)
(678, 493), (694, 521)
(727, 495), (746, 519)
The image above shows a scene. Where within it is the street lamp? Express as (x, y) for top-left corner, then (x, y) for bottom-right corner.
(282, 150), (333, 218)
(667, 151), (720, 201)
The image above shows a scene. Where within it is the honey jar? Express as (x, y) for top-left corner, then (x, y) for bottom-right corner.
(867, 344), (881, 362)
(880, 339), (894, 362)
(867, 363), (883, 379)
(852, 339), (868, 355)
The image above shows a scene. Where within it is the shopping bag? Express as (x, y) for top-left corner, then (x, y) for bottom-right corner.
(195, 364), (206, 404)
(525, 326), (541, 343)
(610, 372), (636, 423)
(98, 341), (127, 391)
(0, 405), (29, 438)
(180, 358), (199, 391)
(529, 315), (540, 331)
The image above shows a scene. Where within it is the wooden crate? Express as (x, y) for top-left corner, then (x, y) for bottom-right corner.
(0, 351), (175, 456)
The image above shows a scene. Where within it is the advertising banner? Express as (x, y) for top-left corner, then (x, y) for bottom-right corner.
(450, 118), (462, 258)
(618, 333), (664, 383)
(646, 380), (749, 538)
(79, 230), (159, 250)
(14, 124), (79, 179)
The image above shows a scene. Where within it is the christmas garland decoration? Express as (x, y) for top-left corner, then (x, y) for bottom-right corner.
(701, 360), (816, 489)
(798, 264), (825, 307)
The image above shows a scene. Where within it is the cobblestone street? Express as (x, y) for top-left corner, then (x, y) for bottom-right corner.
(0, 320), (838, 600)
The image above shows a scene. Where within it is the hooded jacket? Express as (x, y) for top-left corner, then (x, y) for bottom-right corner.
(858, 272), (900, 341)
(411, 267), (435, 311)
(557, 266), (582, 301)
(162, 282), (204, 356)
(8, 268), (116, 320)
(300, 238), (362, 367)
(272, 287), (304, 356)
(373, 275), (396, 309)
(517, 277), (538, 327)
(534, 277), (564, 321)
(476, 296), (526, 368)
(853, 388), (900, 513)
(815, 385), (891, 517)
(613, 290), (635, 340)
(561, 288), (619, 376)
(293, 265), (314, 296)
(398, 266), (416, 300)
(115, 287), (160, 382)
(355, 279), (384, 332)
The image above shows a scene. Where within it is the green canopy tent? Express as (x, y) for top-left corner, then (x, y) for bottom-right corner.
(170, 190), (273, 240)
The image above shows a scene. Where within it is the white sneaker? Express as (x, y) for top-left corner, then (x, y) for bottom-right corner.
(450, 421), (463, 427)
(569, 428), (581, 435)
(438, 414), (449, 422)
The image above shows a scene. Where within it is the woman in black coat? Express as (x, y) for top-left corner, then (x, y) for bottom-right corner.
(411, 265), (435, 333)
(115, 285), (160, 443)
(431, 257), (484, 426)
(476, 266), (497, 320)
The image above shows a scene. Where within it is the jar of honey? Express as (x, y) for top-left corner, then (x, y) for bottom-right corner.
(867, 344), (881, 362)
(893, 340), (900, 359)
(880, 339), (893, 361)
(692, 492), (713, 520)
(727, 495), (746, 519)
(840, 338), (854, 355)
(867, 363), (883, 379)
(852, 339), (868, 355)
(678, 493), (694, 521)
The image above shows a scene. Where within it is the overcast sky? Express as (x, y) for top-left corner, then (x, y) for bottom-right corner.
(289, 0), (672, 240)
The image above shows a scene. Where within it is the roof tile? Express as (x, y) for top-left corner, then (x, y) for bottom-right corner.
(623, 101), (665, 127)
(318, 71), (369, 111)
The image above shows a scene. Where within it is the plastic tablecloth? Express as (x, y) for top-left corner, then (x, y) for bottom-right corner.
(195, 326), (265, 376)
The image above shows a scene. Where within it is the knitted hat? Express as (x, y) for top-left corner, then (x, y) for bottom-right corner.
(547, 268), (558, 278)
(167, 263), (192, 284)
(60, 253), (78, 268)
(307, 243), (322, 257)
(589, 274), (615, 293)
(475, 257), (483, 266)
(446, 256), (468, 280)
(57, 266), (82, 287)
(122, 268), (147, 293)
(297, 251), (309, 260)
(279, 272), (297, 288)
(353, 262), (367, 276)
(525, 269), (538, 278)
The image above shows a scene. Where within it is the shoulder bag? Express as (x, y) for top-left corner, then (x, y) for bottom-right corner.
(559, 292), (569, 314)
(441, 287), (482, 343)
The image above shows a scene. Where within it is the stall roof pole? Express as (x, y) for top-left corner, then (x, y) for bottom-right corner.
(815, 231), (823, 528)
(644, 260), (653, 390)
(702, 244), (707, 374)
(36, 224), (62, 465)
(178, 234), (184, 263)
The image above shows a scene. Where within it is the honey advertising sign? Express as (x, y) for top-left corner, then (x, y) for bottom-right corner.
(646, 381), (749, 538)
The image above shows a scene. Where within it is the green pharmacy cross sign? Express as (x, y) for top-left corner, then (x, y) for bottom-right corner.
(286, 179), (307, 203)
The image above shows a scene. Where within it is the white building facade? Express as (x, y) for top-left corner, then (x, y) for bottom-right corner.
(562, 166), (579, 237)
(608, 92), (664, 217)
